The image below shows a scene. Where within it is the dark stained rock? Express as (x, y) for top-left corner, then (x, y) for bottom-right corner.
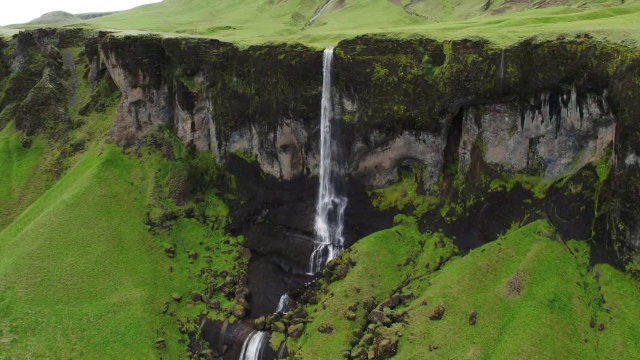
(363, 297), (377, 312)
(232, 304), (246, 318)
(469, 309), (477, 325)
(345, 311), (357, 321)
(380, 294), (402, 309)
(373, 337), (398, 359)
(506, 270), (524, 297)
(350, 347), (367, 359)
(429, 305), (445, 321)
(368, 310), (385, 324)
(288, 323), (304, 339)
(164, 244), (176, 257)
(318, 323), (334, 334)
(208, 300), (221, 310)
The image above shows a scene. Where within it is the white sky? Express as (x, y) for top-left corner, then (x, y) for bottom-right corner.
(0, 0), (162, 26)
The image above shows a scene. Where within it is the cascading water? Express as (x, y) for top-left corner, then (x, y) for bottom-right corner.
(309, 0), (333, 24)
(239, 331), (267, 360)
(498, 48), (506, 90)
(309, 47), (347, 274)
(275, 293), (290, 314)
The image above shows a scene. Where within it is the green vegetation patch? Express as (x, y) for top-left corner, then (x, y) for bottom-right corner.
(0, 123), (48, 230)
(371, 173), (439, 217)
(396, 220), (640, 359)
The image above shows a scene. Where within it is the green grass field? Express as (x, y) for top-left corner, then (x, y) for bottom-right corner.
(76, 0), (640, 47)
(0, 124), (48, 231)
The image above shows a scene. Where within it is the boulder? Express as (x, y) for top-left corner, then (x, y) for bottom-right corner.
(429, 305), (445, 321)
(288, 323), (304, 339)
(469, 309), (477, 325)
(318, 323), (334, 334)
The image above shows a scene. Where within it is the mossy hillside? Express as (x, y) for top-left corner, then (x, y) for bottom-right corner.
(289, 217), (457, 359)
(396, 220), (640, 359)
(290, 219), (640, 359)
(0, 129), (246, 358)
(78, 0), (640, 48)
(595, 263), (640, 357)
(0, 39), (115, 231)
(334, 35), (635, 134)
(0, 29), (247, 358)
(370, 172), (440, 218)
(0, 123), (48, 231)
(0, 144), (184, 358)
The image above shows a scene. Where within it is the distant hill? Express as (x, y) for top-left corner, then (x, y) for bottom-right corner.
(75, 12), (118, 20)
(85, 0), (640, 47)
(24, 11), (81, 26)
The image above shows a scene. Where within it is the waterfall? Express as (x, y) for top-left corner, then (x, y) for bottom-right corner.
(275, 293), (290, 314)
(309, 0), (333, 24)
(309, 47), (347, 274)
(498, 48), (505, 90)
(238, 294), (289, 360)
(239, 331), (268, 360)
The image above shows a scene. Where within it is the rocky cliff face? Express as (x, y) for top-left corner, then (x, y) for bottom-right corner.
(3, 28), (635, 256)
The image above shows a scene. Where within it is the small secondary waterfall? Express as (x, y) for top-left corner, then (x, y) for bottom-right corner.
(275, 293), (290, 314)
(498, 48), (506, 90)
(309, 47), (347, 274)
(239, 331), (268, 360)
(309, 0), (333, 24)
(238, 293), (288, 360)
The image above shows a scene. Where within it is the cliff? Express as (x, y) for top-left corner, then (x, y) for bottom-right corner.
(79, 31), (640, 253)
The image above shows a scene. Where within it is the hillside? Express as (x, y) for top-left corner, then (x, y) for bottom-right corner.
(24, 11), (81, 26)
(84, 0), (640, 46)
(291, 220), (640, 359)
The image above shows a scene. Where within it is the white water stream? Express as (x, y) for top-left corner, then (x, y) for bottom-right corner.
(308, 0), (333, 24)
(239, 331), (267, 360)
(309, 47), (347, 274)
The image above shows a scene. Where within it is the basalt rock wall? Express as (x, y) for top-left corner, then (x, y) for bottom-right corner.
(2, 29), (640, 259)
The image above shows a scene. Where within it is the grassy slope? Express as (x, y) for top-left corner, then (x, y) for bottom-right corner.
(0, 44), (242, 358)
(0, 138), (239, 358)
(595, 264), (640, 357)
(0, 124), (47, 230)
(397, 221), (640, 359)
(292, 220), (640, 359)
(82, 0), (640, 47)
(0, 144), (177, 358)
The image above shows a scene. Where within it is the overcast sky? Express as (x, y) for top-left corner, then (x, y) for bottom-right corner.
(0, 0), (162, 26)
